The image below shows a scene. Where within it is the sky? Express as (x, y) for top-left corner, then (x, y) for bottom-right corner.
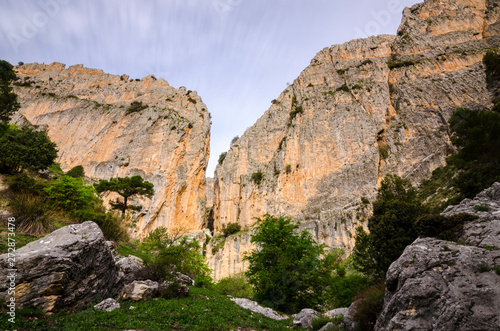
(0, 0), (421, 176)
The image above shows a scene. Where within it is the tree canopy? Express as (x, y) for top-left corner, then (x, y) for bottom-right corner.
(0, 60), (20, 125)
(0, 126), (58, 173)
(245, 214), (336, 313)
(94, 175), (154, 214)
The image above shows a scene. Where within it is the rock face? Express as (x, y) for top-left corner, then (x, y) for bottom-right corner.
(0, 221), (120, 313)
(375, 183), (500, 331)
(13, 63), (211, 238)
(209, 0), (500, 280)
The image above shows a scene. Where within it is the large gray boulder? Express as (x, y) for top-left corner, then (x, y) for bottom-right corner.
(120, 280), (159, 301)
(0, 221), (120, 313)
(230, 298), (288, 320)
(375, 183), (500, 331)
(293, 308), (320, 328)
(116, 255), (145, 284)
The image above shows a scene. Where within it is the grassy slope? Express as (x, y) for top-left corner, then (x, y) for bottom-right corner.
(0, 287), (293, 330)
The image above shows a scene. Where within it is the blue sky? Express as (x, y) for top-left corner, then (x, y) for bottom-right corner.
(0, 0), (420, 176)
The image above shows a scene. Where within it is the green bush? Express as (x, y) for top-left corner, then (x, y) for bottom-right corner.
(327, 273), (370, 308)
(45, 176), (98, 211)
(218, 152), (227, 165)
(336, 84), (351, 93)
(245, 214), (335, 313)
(0, 127), (58, 174)
(351, 282), (385, 330)
(0, 60), (20, 123)
(353, 174), (428, 278)
(222, 222), (241, 237)
(141, 227), (212, 286)
(251, 171), (264, 185)
(311, 315), (343, 331)
(474, 204), (490, 212)
(75, 209), (128, 242)
(127, 101), (148, 114)
(7, 172), (46, 195)
(66, 165), (85, 178)
(415, 213), (478, 241)
(289, 106), (304, 120)
(213, 273), (254, 299)
(387, 59), (415, 69)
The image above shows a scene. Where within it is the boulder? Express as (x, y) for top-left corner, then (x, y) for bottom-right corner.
(116, 255), (145, 284)
(94, 298), (120, 312)
(173, 272), (195, 286)
(375, 183), (500, 331)
(324, 307), (348, 318)
(230, 298), (288, 320)
(293, 308), (320, 328)
(121, 280), (159, 301)
(0, 221), (120, 313)
(343, 300), (363, 331)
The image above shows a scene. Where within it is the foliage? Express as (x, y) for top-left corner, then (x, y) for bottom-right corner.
(49, 163), (64, 175)
(415, 213), (478, 241)
(327, 273), (370, 309)
(231, 136), (239, 145)
(311, 315), (344, 331)
(289, 105), (304, 120)
(378, 145), (389, 159)
(66, 165), (84, 178)
(218, 151), (227, 165)
(94, 175), (154, 214)
(285, 164), (292, 174)
(141, 227), (212, 286)
(447, 107), (500, 198)
(45, 176), (97, 211)
(7, 172), (46, 195)
(245, 214), (336, 313)
(75, 208), (128, 242)
(336, 84), (351, 93)
(7, 193), (55, 235)
(251, 171), (264, 185)
(213, 273), (254, 299)
(127, 101), (147, 114)
(352, 174), (428, 278)
(483, 50), (500, 83)
(222, 222), (241, 237)
(0, 126), (58, 173)
(0, 287), (293, 331)
(351, 282), (385, 331)
(0, 60), (20, 124)
(387, 59), (415, 69)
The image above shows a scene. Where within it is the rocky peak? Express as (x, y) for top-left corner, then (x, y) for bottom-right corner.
(13, 62), (211, 238)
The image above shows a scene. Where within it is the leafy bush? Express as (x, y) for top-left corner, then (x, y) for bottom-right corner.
(0, 60), (20, 123)
(213, 273), (254, 299)
(387, 59), (415, 69)
(251, 171), (264, 185)
(0, 127), (58, 174)
(7, 172), (46, 195)
(353, 174), (428, 278)
(218, 152), (227, 165)
(285, 164), (292, 174)
(483, 50), (500, 83)
(75, 208), (128, 242)
(311, 315), (343, 331)
(351, 282), (385, 330)
(141, 227), (212, 286)
(327, 273), (370, 308)
(289, 106), (304, 120)
(45, 176), (98, 211)
(415, 213), (478, 241)
(66, 165), (85, 178)
(127, 101), (148, 114)
(378, 145), (389, 159)
(336, 84), (351, 93)
(245, 214), (335, 313)
(222, 222), (241, 237)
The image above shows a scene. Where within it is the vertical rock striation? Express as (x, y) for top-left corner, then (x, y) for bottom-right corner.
(13, 63), (211, 238)
(209, 0), (500, 280)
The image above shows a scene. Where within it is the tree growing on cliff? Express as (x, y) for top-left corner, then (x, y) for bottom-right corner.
(245, 214), (337, 313)
(94, 175), (154, 214)
(0, 60), (20, 127)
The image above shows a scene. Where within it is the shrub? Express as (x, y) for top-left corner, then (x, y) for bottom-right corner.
(473, 204), (490, 212)
(75, 209), (128, 242)
(0, 60), (20, 123)
(289, 105), (304, 120)
(336, 84), (351, 93)
(66, 165), (85, 178)
(8, 193), (55, 235)
(45, 175), (98, 211)
(127, 101), (148, 113)
(351, 282), (385, 330)
(230, 136), (239, 145)
(378, 145), (389, 159)
(387, 59), (415, 69)
(353, 174), (428, 278)
(415, 213), (478, 241)
(352, 84), (363, 90)
(7, 172), (45, 195)
(245, 214), (335, 313)
(251, 171), (264, 185)
(494, 265), (500, 275)
(0, 126), (58, 174)
(327, 273), (370, 308)
(285, 164), (292, 174)
(142, 227), (212, 286)
(311, 315), (343, 331)
(222, 222), (241, 237)
(213, 273), (254, 299)
(218, 152), (227, 165)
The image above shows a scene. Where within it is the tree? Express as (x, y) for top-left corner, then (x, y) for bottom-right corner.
(45, 175), (98, 211)
(0, 126), (58, 173)
(94, 175), (154, 214)
(66, 165), (85, 178)
(0, 60), (20, 125)
(245, 214), (336, 313)
(352, 174), (428, 279)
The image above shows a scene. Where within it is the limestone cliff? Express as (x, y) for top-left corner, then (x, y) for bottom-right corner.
(209, 0), (500, 280)
(13, 63), (211, 238)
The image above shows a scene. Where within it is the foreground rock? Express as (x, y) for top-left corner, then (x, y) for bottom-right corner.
(116, 255), (146, 284)
(94, 298), (120, 312)
(230, 298), (288, 320)
(0, 221), (120, 313)
(293, 308), (320, 328)
(376, 183), (500, 330)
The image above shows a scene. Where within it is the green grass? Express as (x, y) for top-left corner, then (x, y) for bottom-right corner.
(0, 287), (292, 330)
